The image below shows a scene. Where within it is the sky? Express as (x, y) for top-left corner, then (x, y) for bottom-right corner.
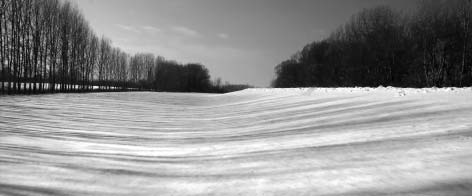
(70, 0), (418, 87)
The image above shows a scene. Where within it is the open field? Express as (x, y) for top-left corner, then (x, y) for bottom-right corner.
(1, 88), (472, 195)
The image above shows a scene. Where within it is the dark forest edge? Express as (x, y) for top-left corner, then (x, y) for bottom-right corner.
(0, 0), (251, 95)
(273, 0), (472, 88)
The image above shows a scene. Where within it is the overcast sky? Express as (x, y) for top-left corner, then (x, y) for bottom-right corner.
(71, 0), (418, 87)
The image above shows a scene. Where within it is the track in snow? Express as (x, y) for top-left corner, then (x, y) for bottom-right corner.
(1, 88), (472, 195)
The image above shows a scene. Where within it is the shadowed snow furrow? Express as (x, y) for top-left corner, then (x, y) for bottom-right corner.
(0, 89), (472, 195)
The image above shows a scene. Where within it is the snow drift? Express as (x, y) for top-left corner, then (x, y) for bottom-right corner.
(0, 87), (471, 195)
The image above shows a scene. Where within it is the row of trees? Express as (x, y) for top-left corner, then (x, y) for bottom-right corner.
(273, 0), (472, 88)
(127, 54), (252, 93)
(211, 77), (253, 93)
(0, 0), (248, 95)
(128, 53), (213, 92)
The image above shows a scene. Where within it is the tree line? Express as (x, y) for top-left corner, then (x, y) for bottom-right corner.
(0, 0), (249, 95)
(273, 0), (472, 88)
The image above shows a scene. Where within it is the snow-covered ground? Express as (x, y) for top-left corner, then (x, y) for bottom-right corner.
(0, 87), (471, 195)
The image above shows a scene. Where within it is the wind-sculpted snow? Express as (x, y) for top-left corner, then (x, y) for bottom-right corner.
(1, 88), (472, 195)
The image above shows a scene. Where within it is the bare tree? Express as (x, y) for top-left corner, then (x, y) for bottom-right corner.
(0, 0), (6, 94)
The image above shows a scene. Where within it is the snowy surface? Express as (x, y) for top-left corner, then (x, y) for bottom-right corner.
(0, 87), (472, 195)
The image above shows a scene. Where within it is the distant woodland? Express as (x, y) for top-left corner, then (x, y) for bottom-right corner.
(0, 0), (250, 95)
(273, 0), (472, 88)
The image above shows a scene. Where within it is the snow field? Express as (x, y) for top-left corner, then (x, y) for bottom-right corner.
(0, 88), (471, 195)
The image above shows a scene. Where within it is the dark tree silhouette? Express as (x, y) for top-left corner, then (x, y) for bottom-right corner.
(273, 0), (472, 88)
(0, 0), (249, 95)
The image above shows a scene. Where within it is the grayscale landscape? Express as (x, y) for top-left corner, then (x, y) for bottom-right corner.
(1, 0), (472, 195)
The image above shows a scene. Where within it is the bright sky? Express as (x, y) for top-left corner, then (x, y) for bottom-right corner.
(71, 0), (418, 87)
